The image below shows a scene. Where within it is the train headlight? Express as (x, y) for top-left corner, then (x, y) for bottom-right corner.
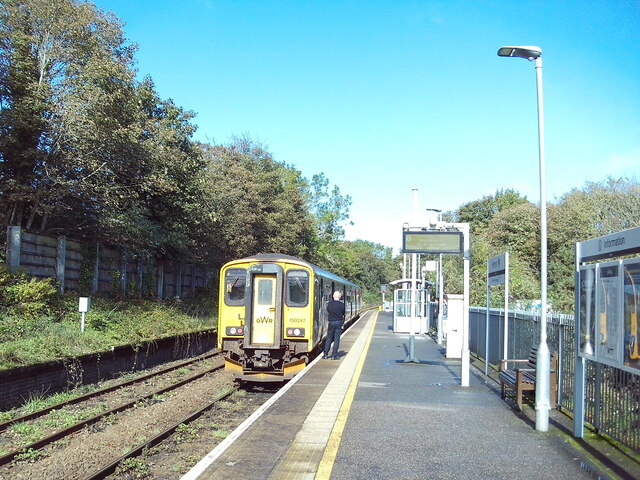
(286, 328), (305, 337)
(226, 326), (245, 336)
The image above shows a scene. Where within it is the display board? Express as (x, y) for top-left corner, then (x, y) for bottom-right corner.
(623, 259), (640, 370)
(402, 231), (463, 254)
(577, 258), (640, 372)
(596, 261), (622, 365)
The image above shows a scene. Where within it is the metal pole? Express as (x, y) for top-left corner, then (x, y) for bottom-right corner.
(406, 252), (419, 363)
(573, 240), (586, 438)
(504, 252), (510, 360)
(437, 254), (444, 344)
(461, 223), (470, 387)
(402, 254), (407, 279)
(533, 55), (551, 432)
(485, 270), (490, 375)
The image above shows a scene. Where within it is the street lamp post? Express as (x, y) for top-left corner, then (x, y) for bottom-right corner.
(497, 45), (551, 432)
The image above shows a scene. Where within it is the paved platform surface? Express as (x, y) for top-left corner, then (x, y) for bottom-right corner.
(183, 310), (624, 480)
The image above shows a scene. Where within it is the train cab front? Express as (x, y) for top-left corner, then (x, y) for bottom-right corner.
(222, 262), (307, 382)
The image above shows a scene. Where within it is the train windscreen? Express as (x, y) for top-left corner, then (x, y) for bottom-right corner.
(224, 268), (246, 306)
(286, 270), (309, 307)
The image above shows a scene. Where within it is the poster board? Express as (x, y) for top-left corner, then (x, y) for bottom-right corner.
(577, 258), (640, 373)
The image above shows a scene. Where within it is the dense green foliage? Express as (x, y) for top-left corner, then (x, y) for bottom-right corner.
(439, 178), (640, 312)
(0, 263), (215, 369)
(198, 138), (317, 264)
(323, 240), (397, 305)
(0, 0), (350, 268)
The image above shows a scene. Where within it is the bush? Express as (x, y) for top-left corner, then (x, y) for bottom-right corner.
(0, 264), (57, 318)
(0, 264), (217, 370)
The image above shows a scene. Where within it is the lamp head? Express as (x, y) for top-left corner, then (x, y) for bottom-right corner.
(497, 45), (542, 60)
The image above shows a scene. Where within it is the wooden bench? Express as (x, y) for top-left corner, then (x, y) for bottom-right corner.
(499, 346), (558, 411)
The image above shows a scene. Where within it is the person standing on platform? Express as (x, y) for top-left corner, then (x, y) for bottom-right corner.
(324, 290), (345, 359)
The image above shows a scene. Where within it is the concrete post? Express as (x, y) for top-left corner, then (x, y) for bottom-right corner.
(6, 226), (21, 272)
(157, 260), (165, 299)
(92, 243), (100, 294)
(56, 235), (66, 293)
(120, 251), (127, 295)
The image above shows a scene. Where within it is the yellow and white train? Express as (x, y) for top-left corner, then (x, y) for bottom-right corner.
(217, 254), (362, 381)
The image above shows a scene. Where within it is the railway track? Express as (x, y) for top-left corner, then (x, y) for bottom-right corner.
(0, 351), (221, 435)
(0, 352), (224, 466)
(0, 350), (280, 480)
(82, 385), (240, 480)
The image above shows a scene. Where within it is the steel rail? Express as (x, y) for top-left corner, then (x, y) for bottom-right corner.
(82, 386), (240, 480)
(0, 363), (223, 466)
(0, 351), (220, 434)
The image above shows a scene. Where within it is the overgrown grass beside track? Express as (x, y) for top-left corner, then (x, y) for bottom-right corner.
(0, 264), (217, 370)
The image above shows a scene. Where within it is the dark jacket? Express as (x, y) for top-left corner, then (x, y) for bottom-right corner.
(327, 299), (345, 323)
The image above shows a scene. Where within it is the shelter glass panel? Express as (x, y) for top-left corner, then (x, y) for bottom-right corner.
(623, 259), (640, 371)
(395, 289), (412, 317)
(596, 261), (622, 366)
(579, 265), (596, 358)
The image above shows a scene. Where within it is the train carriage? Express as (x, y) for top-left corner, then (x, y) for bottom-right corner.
(217, 254), (361, 381)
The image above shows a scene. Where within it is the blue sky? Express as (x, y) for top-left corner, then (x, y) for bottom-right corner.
(93, 0), (639, 253)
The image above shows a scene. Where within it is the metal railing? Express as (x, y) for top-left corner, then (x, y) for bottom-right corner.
(469, 307), (640, 452)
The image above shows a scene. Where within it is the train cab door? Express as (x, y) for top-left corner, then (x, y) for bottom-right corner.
(245, 263), (283, 349)
(251, 275), (277, 345)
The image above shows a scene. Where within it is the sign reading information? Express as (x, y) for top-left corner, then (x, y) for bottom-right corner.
(402, 231), (463, 254)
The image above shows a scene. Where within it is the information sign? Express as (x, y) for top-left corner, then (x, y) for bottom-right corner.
(402, 231), (463, 254)
(577, 259), (640, 373)
(580, 227), (640, 262)
(576, 226), (640, 372)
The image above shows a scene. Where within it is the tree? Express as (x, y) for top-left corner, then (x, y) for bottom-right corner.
(548, 177), (640, 312)
(0, 0), (138, 232)
(306, 172), (352, 267)
(0, 1), (211, 261)
(199, 138), (316, 268)
(484, 202), (540, 273)
(456, 189), (528, 233)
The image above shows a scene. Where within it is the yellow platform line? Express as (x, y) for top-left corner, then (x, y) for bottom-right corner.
(315, 310), (378, 480)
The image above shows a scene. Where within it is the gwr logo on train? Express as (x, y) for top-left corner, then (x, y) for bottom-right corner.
(255, 316), (273, 324)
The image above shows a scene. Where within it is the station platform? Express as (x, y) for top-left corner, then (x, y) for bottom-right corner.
(182, 310), (605, 480)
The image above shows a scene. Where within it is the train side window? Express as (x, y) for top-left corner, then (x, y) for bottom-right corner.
(286, 270), (309, 307)
(224, 268), (246, 306)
